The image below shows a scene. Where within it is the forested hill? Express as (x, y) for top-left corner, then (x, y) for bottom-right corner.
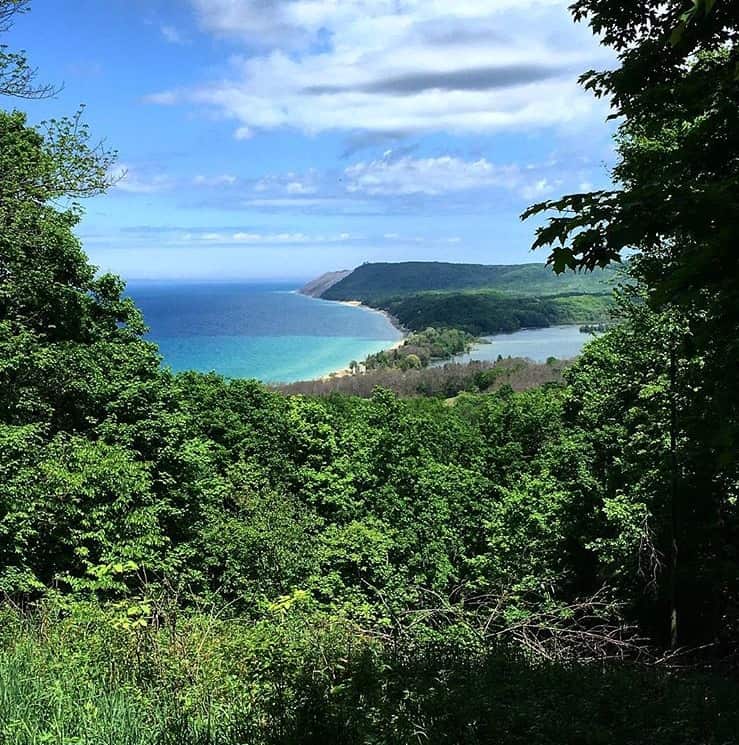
(318, 261), (617, 303)
(305, 261), (617, 335)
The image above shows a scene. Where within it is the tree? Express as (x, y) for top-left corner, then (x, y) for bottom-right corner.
(0, 110), (160, 432)
(403, 353), (422, 370)
(523, 0), (737, 317)
(523, 0), (739, 648)
(0, 1), (56, 99)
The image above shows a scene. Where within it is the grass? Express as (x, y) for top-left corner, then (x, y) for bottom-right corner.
(0, 606), (736, 745)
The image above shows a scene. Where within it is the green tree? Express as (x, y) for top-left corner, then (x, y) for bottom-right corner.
(523, 0), (737, 298)
(0, 110), (161, 433)
(522, 0), (738, 649)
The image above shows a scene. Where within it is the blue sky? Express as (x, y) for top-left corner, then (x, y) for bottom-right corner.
(8, 0), (615, 281)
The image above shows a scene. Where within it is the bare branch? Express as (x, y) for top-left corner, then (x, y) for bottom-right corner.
(0, 2), (60, 99)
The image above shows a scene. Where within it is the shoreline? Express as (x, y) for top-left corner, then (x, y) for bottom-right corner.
(334, 299), (407, 335)
(315, 298), (408, 380)
(429, 323), (597, 368)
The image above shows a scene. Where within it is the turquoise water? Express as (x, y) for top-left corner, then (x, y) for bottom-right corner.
(439, 325), (593, 365)
(126, 281), (402, 383)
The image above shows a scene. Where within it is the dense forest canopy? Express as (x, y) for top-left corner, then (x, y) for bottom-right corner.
(0, 0), (737, 742)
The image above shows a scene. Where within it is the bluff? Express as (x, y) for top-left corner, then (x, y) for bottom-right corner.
(299, 270), (352, 298)
(319, 261), (616, 303)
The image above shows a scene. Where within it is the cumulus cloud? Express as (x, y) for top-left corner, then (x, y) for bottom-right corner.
(110, 167), (243, 194)
(286, 181), (317, 195)
(253, 170), (319, 196)
(234, 126), (254, 140)
(181, 152), (595, 211)
(147, 0), (611, 136)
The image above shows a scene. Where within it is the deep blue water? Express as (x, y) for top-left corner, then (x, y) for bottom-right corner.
(126, 281), (402, 383)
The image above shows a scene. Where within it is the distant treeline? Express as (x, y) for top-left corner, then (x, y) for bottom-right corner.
(275, 357), (569, 398)
(379, 291), (614, 335)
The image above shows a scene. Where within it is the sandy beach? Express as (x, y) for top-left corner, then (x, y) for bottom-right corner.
(319, 299), (407, 380)
(335, 299), (406, 334)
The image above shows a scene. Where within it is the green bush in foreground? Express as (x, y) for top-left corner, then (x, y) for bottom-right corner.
(0, 605), (736, 745)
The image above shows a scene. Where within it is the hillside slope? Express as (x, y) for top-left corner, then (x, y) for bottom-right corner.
(309, 261), (617, 335)
(321, 261), (616, 303)
(300, 269), (352, 297)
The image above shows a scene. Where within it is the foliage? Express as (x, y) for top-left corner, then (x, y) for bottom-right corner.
(363, 327), (475, 370)
(522, 0), (739, 648)
(0, 2), (738, 740)
(524, 0), (739, 298)
(0, 605), (737, 745)
(0, 0), (56, 99)
(277, 357), (569, 398)
(317, 261), (616, 335)
(0, 96), (736, 664)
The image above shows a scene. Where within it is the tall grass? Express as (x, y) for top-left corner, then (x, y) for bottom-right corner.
(0, 606), (736, 745)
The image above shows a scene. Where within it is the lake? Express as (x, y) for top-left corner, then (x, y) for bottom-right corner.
(126, 281), (402, 383)
(437, 325), (594, 365)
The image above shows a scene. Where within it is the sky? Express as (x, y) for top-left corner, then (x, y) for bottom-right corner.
(8, 0), (616, 281)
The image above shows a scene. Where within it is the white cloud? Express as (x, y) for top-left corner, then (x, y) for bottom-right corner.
(147, 0), (611, 136)
(519, 177), (563, 200)
(286, 181), (317, 195)
(143, 90), (179, 105)
(192, 174), (238, 186)
(189, 0), (569, 46)
(234, 126), (254, 140)
(181, 231), (360, 245)
(161, 25), (187, 44)
(341, 150), (598, 200)
(253, 170), (320, 196)
(345, 154), (514, 195)
(110, 168), (241, 194)
(109, 164), (174, 194)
